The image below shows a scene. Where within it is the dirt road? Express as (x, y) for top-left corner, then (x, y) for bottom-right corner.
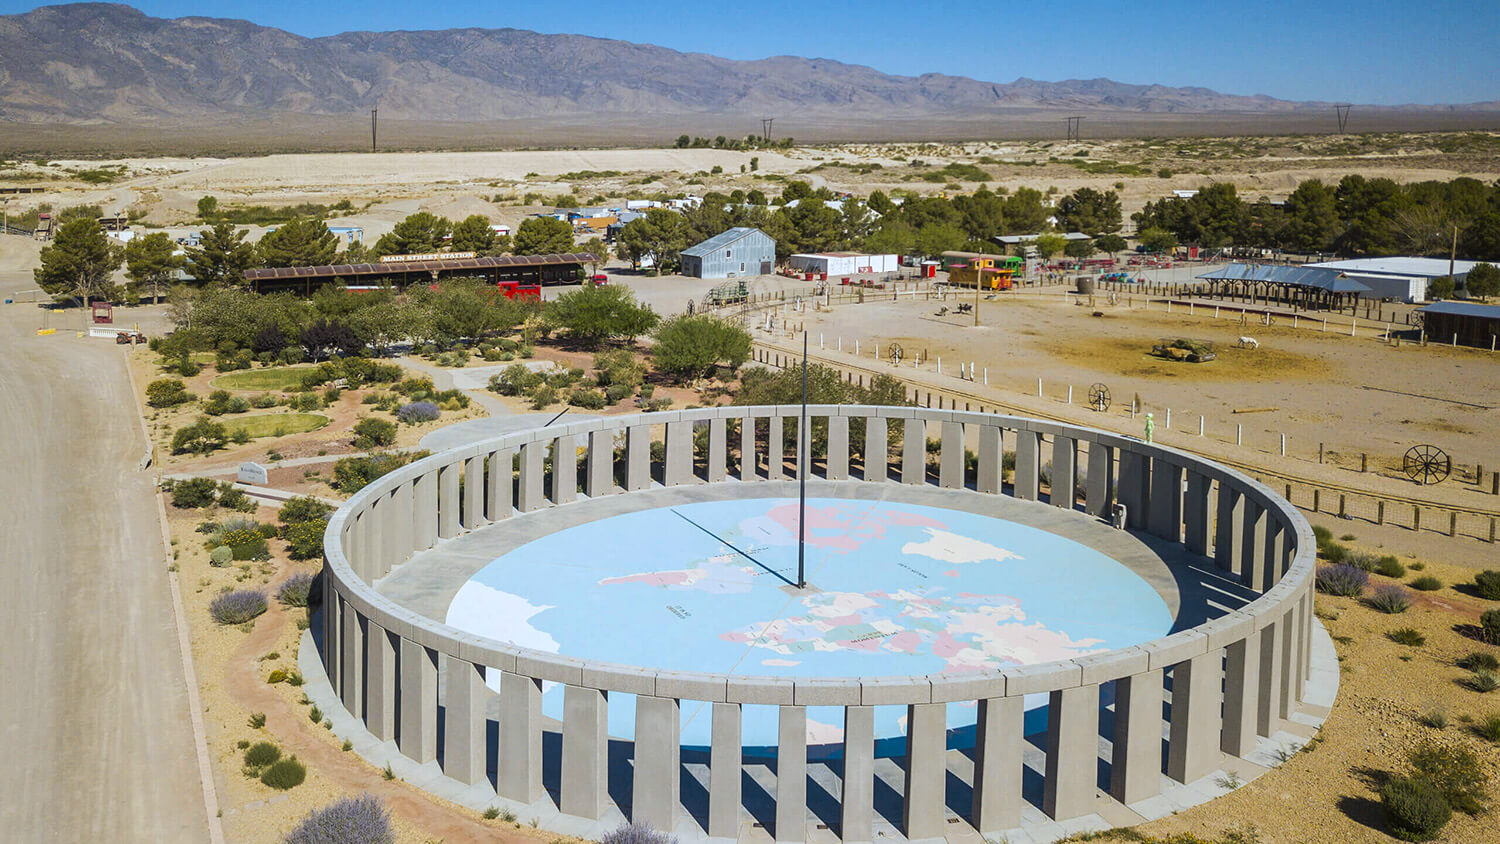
(0, 237), (209, 842)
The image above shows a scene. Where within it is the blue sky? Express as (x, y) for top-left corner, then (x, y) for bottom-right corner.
(12, 1), (1499, 105)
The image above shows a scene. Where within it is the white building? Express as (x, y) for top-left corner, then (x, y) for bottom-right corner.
(788, 252), (900, 276)
(1309, 257), (1479, 303)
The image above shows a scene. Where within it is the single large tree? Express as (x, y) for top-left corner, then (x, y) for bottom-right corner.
(548, 283), (658, 347)
(512, 216), (576, 256)
(123, 231), (183, 303)
(449, 214), (499, 255)
(1055, 187), (1122, 236)
(35, 217), (123, 312)
(616, 209), (687, 272)
(258, 218), (338, 267)
(185, 222), (256, 286)
(373, 212), (452, 256)
(1281, 179), (1341, 254)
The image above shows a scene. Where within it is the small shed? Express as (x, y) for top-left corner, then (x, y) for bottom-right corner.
(680, 227), (775, 279)
(1417, 300), (1500, 349)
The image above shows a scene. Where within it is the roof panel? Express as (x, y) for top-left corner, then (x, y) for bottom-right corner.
(1418, 300), (1500, 319)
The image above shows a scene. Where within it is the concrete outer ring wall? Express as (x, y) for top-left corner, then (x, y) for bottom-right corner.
(317, 405), (1316, 840)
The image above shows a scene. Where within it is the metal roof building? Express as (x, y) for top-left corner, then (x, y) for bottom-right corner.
(242, 253), (595, 293)
(680, 227), (775, 279)
(1307, 257), (1479, 303)
(1417, 300), (1500, 348)
(1196, 263), (1371, 311)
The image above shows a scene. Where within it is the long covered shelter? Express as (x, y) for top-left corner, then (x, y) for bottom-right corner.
(243, 253), (596, 294)
(1417, 300), (1500, 349)
(1196, 263), (1371, 313)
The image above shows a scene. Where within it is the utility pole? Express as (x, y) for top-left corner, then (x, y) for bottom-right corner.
(797, 329), (808, 589)
(762, 117), (775, 143)
(1449, 224), (1458, 293)
(1065, 116), (1082, 142)
(371, 108), (378, 153)
(974, 266), (981, 326)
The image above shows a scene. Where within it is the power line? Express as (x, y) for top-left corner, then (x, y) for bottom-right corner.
(1334, 104), (1351, 134)
(761, 117), (775, 142)
(1065, 116), (1083, 142)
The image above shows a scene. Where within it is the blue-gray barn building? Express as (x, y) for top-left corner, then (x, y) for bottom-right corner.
(680, 227), (776, 279)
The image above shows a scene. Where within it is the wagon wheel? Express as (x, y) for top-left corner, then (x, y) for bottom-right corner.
(1410, 310), (1426, 330)
(887, 342), (904, 366)
(1403, 444), (1451, 485)
(1088, 382), (1111, 412)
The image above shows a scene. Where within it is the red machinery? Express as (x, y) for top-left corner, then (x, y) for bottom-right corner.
(498, 281), (541, 301)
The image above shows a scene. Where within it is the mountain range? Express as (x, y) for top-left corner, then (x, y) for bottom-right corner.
(4, 2), (1496, 132)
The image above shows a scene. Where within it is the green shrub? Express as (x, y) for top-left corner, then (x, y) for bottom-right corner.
(247, 712), (266, 729)
(1463, 670), (1499, 692)
(1320, 542), (1349, 564)
(331, 451), (428, 493)
(251, 393), (278, 408)
(1474, 570), (1500, 601)
(1417, 710), (1448, 729)
(1409, 742), (1489, 814)
(568, 388), (607, 409)
(308, 705), (322, 723)
(1368, 584), (1413, 614)
(1346, 550), (1381, 572)
(1410, 576), (1443, 591)
(293, 392), (324, 412)
(489, 363), (543, 396)
(172, 417), (230, 455)
(1481, 609), (1500, 644)
(1375, 556), (1407, 578)
(1381, 774), (1452, 840)
(282, 520), (327, 560)
(216, 484), (253, 511)
(170, 477), (220, 508)
(352, 417), (397, 448)
(1458, 652), (1500, 672)
(203, 389), (250, 416)
(529, 385), (557, 410)
(146, 378), (195, 408)
(604, 383), (632, 404)
(243, 741), (280, 768)
(1388, 628), (1426, 646)
(1475, 713), (1500, 742)
(267, 669), (288, 684)
(209, 545), (234, 566)
(260, 757), (307, 790)
(176, 354), (202, 377)
(1312, 524), (1333, 546)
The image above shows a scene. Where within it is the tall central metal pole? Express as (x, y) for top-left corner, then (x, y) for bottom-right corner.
(797, 329), (808, 589)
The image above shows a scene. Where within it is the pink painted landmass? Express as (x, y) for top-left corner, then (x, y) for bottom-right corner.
(887, 631), (922, 653)
(760, 503), (947, 553)
(600, 571), (694, 587)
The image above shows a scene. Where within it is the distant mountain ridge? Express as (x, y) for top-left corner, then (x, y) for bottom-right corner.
(0, 3), (1491, 126)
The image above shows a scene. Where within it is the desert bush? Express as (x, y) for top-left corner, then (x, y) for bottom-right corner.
(651, 314), (752, 379)
(209, 545), (233, 567)
(285, 793), (395, 844)
(282, 520), (327, 560)
(600, 821), (677, 844)
(1388, 627), (1426, 647)
(216, 484), (254, 511)
(351, 417), (396, 448)
(278, 496), (332, 526)
(489, 363), (542, 396)
(1411, 575), (1443, 591)
(1320, 542), (1350, 564)
(567, 388), (607, 409)
(146, 378), (195, 408)
(278, 572), (315, 608)
(251, 393), (278, 408)
(267, 668), (288, 684)
(1381, 774), (1452, 841)
(1368, 584), (1413, 614)
(1475, 713), (1500, 742)
(260, 757), (306, 790)
(1312, 524), (1333, 546)
(1458, 652), (1500, 672)
(170, 477), (220, 508)
(247, 712), (266, 728)
(1315, 564), (1367, 597)
(244, 741), (281, 768)
(203, 389), (250, 416)
(330, 451), (428, 493)
(1375, 556), (1407, 578)
(1409, 742), (1489, 814)
(210, 589), (267, 625)
(172, 417), (229, 455)
(1481, 609), (1500, 644)
(176, 354), (202, 377)
(529, 385), (557, 410)
(1345, 550), (1381, 572)
(293, 391), (324, 412)
(1463, 670), (1499, 692)
(395, 401), (440, 424)
(1417, 710), (1448, 729)
(1474, 570), (1500, 601)
(605, 383), (633, 404)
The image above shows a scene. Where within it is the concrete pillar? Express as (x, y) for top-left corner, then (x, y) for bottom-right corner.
(1214, 485), (1244, 574)
(903, 703), (946, 840)
(462, 455), (484, 529)
(365, 624), (397, 741)
(346, 515), (365, 582)
(1044, 684), (1100, 820)
(841, 705), (875, 843)
(864, 416), (887, 482)
(397, 639), (438, 763)
(776, 705), (807, 843)
(740, 415), (757, 480)
(634, 695), (681, 832)
(768, 416), (786, 480)
(518, 440), (545, 512)
(708, 417), (729, 483)
(1280, 601), (1299, 720)
(826, 415), (850, 480)
(1148, 459), (1183, 541)
(486, 448), (513, 520)
(586, 431), (614, 498)
(498, 671), (543, 804)
(561, 685), (609, 819)
(339, 600), (363, 717)
(1262, 521), (1285, 593)
(1297, 589), (1313, 694)
(415, 470), (438, 549)
(553, 434), (578, 504)
(664, 420), (693, 486)
(1015, 429), (1041, 500)
(1183, 472), (1211, 555)
(708, 702), (742, 840)
(1167, 652), (1221, 784)
(438, 462), (461, 538)
(323, 589), (341, 694)
(1052, 436), (1078, 509)
(390, 483), (415, 560)
(1241, 502), (1268, 590)
(626, 425), (651, 491)
(1257, 617), (1285, 738)
(366, 495), (388, 578)
(971, 697), (1023, 833)
(1221, 635), (1261, 757)
(1118, 450), (1150, 529)
(1110, 671), (1163, 804)
(1085, 442), (1114, 517)
(976, 425), (1003, 495)
(939, 421), (965, 489)
(901, 418), (926, 485)
(442, 656), (489, 787)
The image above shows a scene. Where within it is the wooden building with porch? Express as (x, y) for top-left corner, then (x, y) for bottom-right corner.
(242, 252), (595, 294)
(1196, 263), (1371, 313)
(1417, 300), (1500, 349)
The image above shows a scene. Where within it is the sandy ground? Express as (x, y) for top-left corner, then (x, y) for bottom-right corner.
(0, 237), (209, 840)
